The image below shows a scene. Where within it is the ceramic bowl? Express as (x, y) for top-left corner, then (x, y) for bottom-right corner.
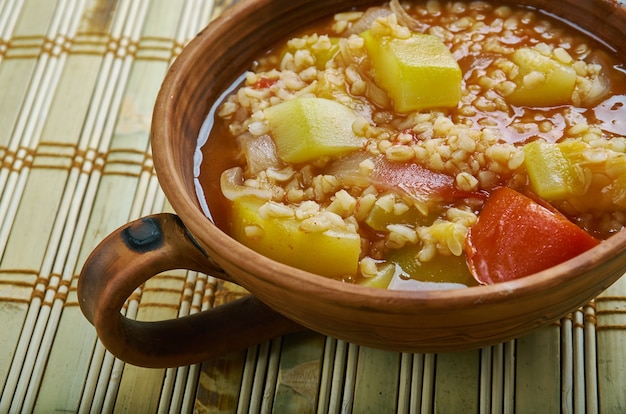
(78, 0), (626, 367)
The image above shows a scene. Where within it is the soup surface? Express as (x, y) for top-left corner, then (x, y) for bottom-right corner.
(196, 0), (626, 289)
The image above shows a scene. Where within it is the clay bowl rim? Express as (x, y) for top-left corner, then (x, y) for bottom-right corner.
(152, 0), (626, 313)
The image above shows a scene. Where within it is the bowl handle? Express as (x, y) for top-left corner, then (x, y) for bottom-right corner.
(78, 213), (304, 368)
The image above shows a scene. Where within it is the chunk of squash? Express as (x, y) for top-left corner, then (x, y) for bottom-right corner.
(523, 139), (583, 200)
(525, 139), (626, 212)
(507, 47), (577, 107)
(361, 31), (462, 112)
(231, 197), (361, 278)
(263, 97), (365, 164)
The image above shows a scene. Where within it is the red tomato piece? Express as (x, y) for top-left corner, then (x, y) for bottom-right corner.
(466, 187), (600, 284)
(373, 159), (480, 201)
(254, 76), (278, 89)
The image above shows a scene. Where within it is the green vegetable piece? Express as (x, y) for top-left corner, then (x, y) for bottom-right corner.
(358, 264), (396, 289)
(231, 197), (361, 278)
(388, 245), (476, 286)
(507, 47), (577, 107)
(523, 140), (583, 200)
(264, 97), (365, 163)
(364, 200), (428, 231)
(361, 31), (462, 112)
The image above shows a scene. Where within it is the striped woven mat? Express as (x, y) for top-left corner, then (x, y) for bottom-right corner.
(0, 0), (625, 412)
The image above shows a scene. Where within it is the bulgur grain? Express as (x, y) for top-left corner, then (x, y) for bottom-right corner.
(456, 171), (479, 191)
(386, 145), (416, 162)
(244, 225), (264, 239)
(359, 257), (379, 277)
(259, 201), (295, 219)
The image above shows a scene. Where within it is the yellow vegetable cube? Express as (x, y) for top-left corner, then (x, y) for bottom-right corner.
(507, 47), (577, 107)
(361, 31), (462, 112)
(263, 97), (365, 164)
(231, 197), (361, 278)
(523, 140), (583, 200)
(523, 140), (626, 212)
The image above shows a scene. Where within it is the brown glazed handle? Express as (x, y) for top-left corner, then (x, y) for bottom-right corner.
(78, 213), (304, 368)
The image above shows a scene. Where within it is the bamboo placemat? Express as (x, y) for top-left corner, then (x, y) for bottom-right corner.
(0, 0), (624, 413)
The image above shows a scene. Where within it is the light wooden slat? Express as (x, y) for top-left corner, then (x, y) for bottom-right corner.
(195, 350), (248, 413)
(0, 0), (21, 46)
(596, 276), (626, 412)
(260, 337), (283, 413)
(247, 340), (273, 413)
(397, 352), (414, 413)
(322, 338), (348, 414)
(0, 0), (57, 150)
(479, 346), (493, 413)
(351, 347), (401, 414)
(420, 353), (436, 413)
(562, 315), (575, 413)
(10, 0), (58, 36)
(409, 353), (425, 414)
(503, 341), (516, 413)
(434, 350), (480, 412)
(340, 342), (360, 413)
(272, 331), (327, 413)
(194, 281), (249, 413)
(515, 324), (562, 413)
(573, 310), (588, 413)
(31, 315), (97, 414)
(0, 298), (29, 392)
(0, 57), (35, 151)
(583, 302), (599, 414)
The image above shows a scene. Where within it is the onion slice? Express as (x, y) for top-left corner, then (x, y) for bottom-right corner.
(220, 167), (273, 201)
(338, 39), (391, 109)
(238, 133), (282, 176)
(390, 0), (427, 32)
(345, 7), (392, 35)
